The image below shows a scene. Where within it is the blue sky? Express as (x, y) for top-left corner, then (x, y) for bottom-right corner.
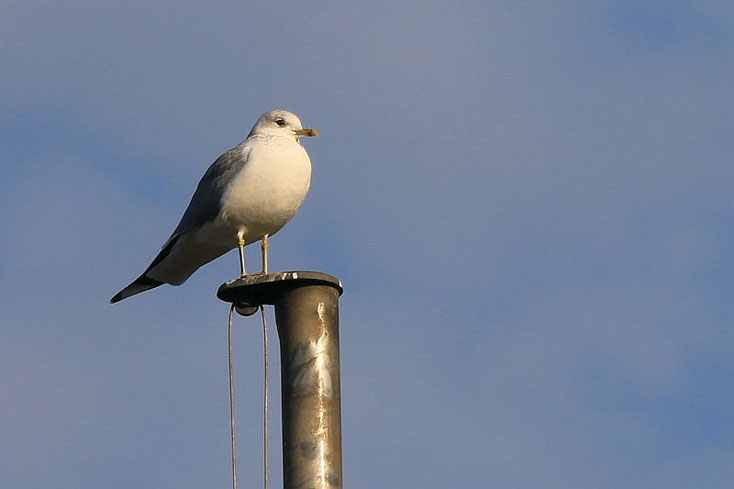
(1, 1), (733, 488)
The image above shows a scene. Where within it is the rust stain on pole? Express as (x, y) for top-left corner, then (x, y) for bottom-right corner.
(218, 271), (344, 489)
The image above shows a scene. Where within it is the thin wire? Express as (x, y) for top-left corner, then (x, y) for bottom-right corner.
(227, 296), (268, 489)
(228, 304), (238, 489)
(260, 305), (269, 489)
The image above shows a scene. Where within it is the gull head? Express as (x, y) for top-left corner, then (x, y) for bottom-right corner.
(249, 109), (319, 140)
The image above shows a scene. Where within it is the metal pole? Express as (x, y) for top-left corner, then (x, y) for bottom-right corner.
(218, 271), (344, 489)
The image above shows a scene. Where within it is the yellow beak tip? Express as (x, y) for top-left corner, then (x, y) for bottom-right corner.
(297, 128), (319, 137)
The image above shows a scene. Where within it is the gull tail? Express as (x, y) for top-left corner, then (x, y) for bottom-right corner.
(110, 274), (164, 303)
(110, 237), (181, 304)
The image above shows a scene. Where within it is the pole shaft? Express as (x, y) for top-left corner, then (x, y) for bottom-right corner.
(275, 284), (343, 489)
(217, 272), (344, 489)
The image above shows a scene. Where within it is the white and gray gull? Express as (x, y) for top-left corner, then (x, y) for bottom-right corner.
(111, 109), (318, 303)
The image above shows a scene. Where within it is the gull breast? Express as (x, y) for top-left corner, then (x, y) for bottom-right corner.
(220, 139), (312, 239)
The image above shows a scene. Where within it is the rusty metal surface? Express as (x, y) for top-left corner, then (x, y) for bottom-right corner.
(218, 271), (344, 489)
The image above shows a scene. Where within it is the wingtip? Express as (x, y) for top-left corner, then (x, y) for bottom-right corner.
(110, 275), (165, 304)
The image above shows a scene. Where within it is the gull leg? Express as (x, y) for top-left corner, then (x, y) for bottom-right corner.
(234, 231), (258, 316)
(237, 231), (247, 277)
(261, 234), (269, 274)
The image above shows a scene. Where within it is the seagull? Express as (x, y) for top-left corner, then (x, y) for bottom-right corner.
(111, 109), (318, 304)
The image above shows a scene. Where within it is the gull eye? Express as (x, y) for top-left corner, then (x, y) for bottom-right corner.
(275, 118), (286, 126)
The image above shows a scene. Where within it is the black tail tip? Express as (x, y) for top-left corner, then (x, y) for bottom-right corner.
(110, 275), (164, 304)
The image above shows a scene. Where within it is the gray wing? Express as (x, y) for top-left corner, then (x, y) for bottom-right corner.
(167, 144), (251, 243)
(110, 144), (251, 303)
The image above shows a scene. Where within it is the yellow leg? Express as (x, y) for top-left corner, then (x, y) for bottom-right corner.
(261, 234), (269, 274)
(237, 231), (247, 277)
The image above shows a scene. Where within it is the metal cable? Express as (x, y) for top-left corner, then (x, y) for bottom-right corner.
(228, 304), (238, 489)
(228, 299), (269, 489)
(260, 305), (270, 489)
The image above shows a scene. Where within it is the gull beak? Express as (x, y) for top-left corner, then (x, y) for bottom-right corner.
(295, 127), (319, 137)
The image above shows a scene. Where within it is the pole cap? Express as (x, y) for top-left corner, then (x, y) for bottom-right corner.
(218, 271), (343, 315)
